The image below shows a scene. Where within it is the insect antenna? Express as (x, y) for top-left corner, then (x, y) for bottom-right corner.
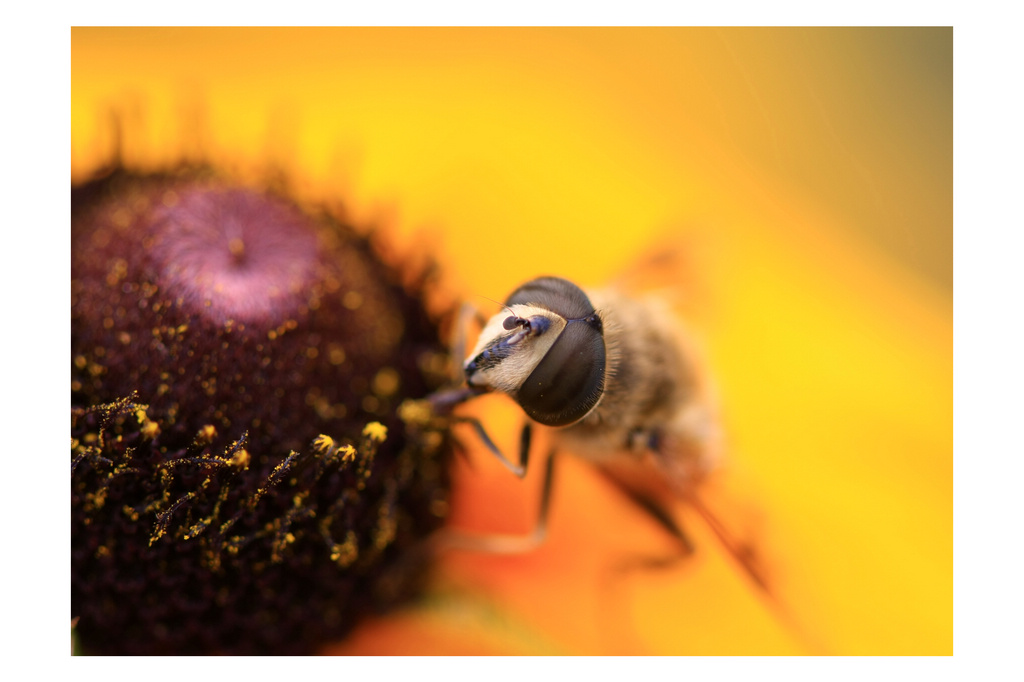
(478, 293), (521, 322)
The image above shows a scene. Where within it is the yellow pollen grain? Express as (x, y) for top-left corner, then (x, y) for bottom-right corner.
(141, 421), (160, 439)
(372, 367), (400, 397)
(312, 434), (335, 453)
(306, 346), (319, 360)
(228, 448), (250, 469)
(331, 531), (358, 567)
(424, 432), (443, 451)
(311, 396), (333, 421)
(111, 208), (131, 228)
(361, 395), (380, 413)
(340, 445), (357, 463)
(375, 515), (397, 550)
(328, 344), (346, 366)
(197, 424), (217, 443)
(105, 259), (128, 287)
(131, 196), (150, 213)
(362, 422), (387, 442)
(342, 291), (363, 310)
(90, 228), (111, 248)
(228, 238), (245, 259)
(397, 399), (426, 425)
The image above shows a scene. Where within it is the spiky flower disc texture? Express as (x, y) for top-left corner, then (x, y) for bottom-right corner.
(71, 170), (452, 655)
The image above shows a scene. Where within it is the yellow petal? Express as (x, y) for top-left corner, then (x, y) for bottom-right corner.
(72, 27), (951, 655)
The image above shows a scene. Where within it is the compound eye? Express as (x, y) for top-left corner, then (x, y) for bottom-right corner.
(502, 316), (521, 330)
(516, 319), (605, 427)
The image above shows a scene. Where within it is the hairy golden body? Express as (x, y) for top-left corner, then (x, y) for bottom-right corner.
(558, 288), (720, 485)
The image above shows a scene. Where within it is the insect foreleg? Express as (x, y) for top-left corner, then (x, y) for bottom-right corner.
(434, 447), (556, 555)
(451, 417), (531, 479)
(451, 301), (488, 386)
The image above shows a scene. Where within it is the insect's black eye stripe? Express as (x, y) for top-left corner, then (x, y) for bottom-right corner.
(516, 318), (606, 427)
(505, 276), (596, 321)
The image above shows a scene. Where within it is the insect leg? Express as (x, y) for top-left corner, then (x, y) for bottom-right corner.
(433, 448), (556, 555)
(451, 302), (488, 385)
(683, 492), (772, 593)
(593, 463), (696, 560)
(451, 416), (530, 478)
(644, 449), (775, 595)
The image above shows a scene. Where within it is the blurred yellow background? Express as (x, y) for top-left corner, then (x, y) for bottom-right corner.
(71, 27), (951, 655)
